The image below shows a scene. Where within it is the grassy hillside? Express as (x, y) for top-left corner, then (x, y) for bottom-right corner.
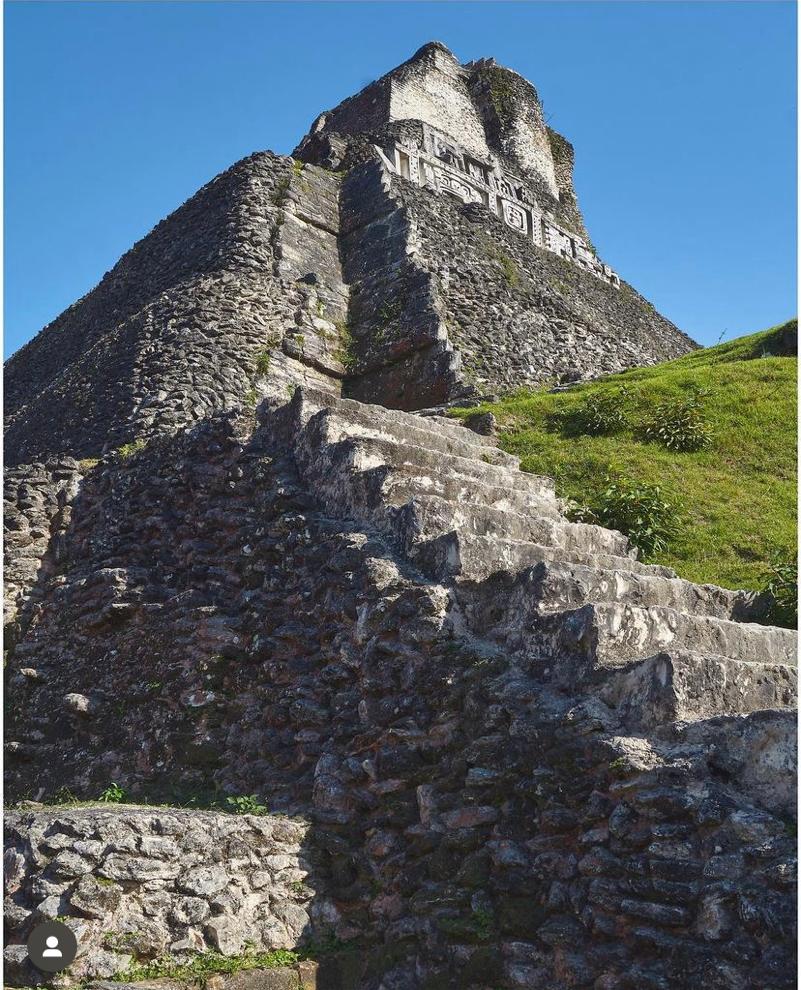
(451, 320), (797, 593)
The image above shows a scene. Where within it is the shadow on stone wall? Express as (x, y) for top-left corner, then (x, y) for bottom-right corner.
(4, 403), (797, 990)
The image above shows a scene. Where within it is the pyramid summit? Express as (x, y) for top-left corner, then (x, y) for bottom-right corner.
(4, 42), (794, 990)
(296, 40), (601, 252)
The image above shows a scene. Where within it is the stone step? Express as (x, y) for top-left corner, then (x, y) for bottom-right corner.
(380, 461), (563, 521)
(314, 402), (521, 468)
(598, 649), (798, 726)
(290, 385), (513, 454)
(394, 493), (631, 562)
(496, 558), (766, 625)
(298, 427), (556, 502)
(409, 530), (674, 582)
(536, 602), (797, 681)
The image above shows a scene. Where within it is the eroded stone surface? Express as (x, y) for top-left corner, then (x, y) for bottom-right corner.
(3, 808), (311, 986)
(4, 392), (796, 989)
(3, 40), (796, 990)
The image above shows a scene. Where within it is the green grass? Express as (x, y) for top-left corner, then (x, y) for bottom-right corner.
(110, 948), (300, 984)
(450, 320), (797, 591)
(9, 788), (276, 817)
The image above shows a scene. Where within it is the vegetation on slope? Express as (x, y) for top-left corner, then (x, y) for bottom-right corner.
(451, 320), (797, 596)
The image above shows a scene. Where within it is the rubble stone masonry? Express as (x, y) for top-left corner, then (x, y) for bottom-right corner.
(4, 41), (794, 990)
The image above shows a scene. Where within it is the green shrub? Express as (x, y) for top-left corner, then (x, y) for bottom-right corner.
(98, 782), (126, 804)
(225, 794), (268, 815)
(761, 554), (798, 628)
(642, 391), (713, 451)
(568, 476), (679, 557)
(333, 321), (356, 371)
(554, 389), (629, 436)
(255, 350), (272, 375)
(269, 175), (291, 206)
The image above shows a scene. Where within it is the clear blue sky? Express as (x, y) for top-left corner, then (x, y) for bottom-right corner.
(4, 1), (797, 356)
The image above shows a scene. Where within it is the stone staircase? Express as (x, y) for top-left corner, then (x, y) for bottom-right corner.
(273, 386), (797, 729)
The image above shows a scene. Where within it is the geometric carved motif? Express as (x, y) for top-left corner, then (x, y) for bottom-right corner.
(388, 131), (620, 288)
(502, 201), (528, 234)
(437, 169), (481, 204)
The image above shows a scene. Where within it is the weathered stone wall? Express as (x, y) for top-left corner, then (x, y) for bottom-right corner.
(4, 395), (795, 989)
(370, 121), (619, 287)
(547, 126), (589, 243)
(4, 409), (457, 816)
(338, 162), (463, 410)
(338, 167), (694, 407)
(389, 43), (492, 164)
(4, 40), (792, 990)
(5, 154), (349, 467)
(4, 808), (311, 985)
(4, 458), (83, 640)
(467, 57), (560, 201)
(403, 178), (695, 392)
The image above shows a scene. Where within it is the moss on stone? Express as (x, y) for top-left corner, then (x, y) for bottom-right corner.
(115, 438), (147, 461)
(111, 948), (300, 983)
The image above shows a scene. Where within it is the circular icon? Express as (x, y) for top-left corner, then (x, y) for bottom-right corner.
(27, 920), (78, 973)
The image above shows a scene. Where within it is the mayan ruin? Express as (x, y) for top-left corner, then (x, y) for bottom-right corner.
(4, 39), (796, 990)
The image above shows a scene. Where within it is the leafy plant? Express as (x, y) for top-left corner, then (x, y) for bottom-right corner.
(333, 320), (356, 371)
(377, 299), (402, 324)
(472, 906), (495, 940)
(568, 476), (679, 558)
(255, 350), (272, 375)
(483, 237), (520, 287)
(760, 553), (798, 628)
(98, 782), (126, 804)
(642, 391), (713, 451)
(608, 757), (632, 778)
(104, 931), (139, 952)
(225, 793), (268, 815)
(496, 251), (519, 287)
(483, 65), (517, 127)
(554, 388), (629, 436)
(270, 175), (291, 206)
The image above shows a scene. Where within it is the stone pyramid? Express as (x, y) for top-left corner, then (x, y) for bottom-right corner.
(4, 42), (795, 990)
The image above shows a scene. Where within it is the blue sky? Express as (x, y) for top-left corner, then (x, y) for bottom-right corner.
(4, 1), (797, 356)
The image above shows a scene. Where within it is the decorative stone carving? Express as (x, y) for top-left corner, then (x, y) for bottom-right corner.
(437, 169), (481, 204)
(389, 126), (619, 288)
(502, 200), (529, 234)
(466, 159), (487, 184)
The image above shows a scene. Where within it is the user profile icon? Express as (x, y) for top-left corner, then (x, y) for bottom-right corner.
(27, 920), (78, 973)
(44, 935), (62, 958)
